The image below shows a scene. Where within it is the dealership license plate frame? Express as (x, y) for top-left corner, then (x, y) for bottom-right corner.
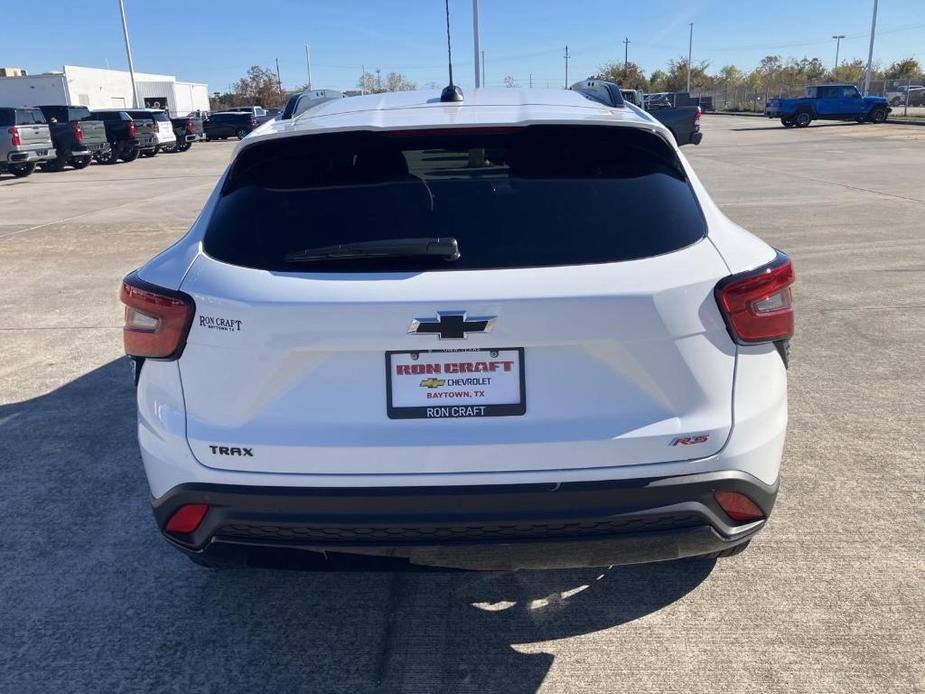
(385, 348), (526, 420)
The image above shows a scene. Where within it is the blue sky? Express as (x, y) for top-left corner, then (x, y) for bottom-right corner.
(5, 1), (924, 92)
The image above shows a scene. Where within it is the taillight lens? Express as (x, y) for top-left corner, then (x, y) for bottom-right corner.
(71, 122), (83, 142)
(127, 121), (136, 137)
(715, 251), (794, 344)
(165, 504), (209, 534)
(714, 491), (764, 522)
(120, 272), (195, 359)
(695, 106), (702, 124)
(185, 120), (193, 134)
(8, 127), (21, 146)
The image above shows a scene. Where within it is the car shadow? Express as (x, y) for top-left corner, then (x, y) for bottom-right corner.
(0, 358), (716, 693)
(731, 122), (865, 132)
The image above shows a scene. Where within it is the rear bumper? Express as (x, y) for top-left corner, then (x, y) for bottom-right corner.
(152, 470), (778, 570)
(7, 148), (56, 164)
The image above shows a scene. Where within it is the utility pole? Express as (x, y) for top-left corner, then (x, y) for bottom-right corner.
(376, 68), (382, 92)
(564, 45), (570, 88)
(529, 73), (533, 88)
(117, 0), (139, 108)
(481, 50), (486, 86)
(686, 23), (694, 94)
(863, 0), (878, 95)
(623, 37), (631, 73)
(305, 45), (312, 90)
(472, 0), (481, 87)
(832, 34), (846, 73)
(275, 58), (282, 92)
(361, 64), (365, 95)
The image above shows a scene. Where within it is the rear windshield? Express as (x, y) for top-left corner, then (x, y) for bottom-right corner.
(70, 107), (94, 122)
(204, 125), (705, 272)
(15, 109), (46, 125)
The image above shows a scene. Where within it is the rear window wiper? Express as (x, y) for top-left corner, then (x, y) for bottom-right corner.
(284, 237), (460, 263)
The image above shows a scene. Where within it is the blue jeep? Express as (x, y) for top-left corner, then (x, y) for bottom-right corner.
(766, 84), (891, 128)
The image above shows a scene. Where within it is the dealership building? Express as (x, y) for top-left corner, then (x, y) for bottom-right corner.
(0, 65), (210, 115)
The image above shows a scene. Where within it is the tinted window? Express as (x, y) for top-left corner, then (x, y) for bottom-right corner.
(16, 109), (46, 125)
(69, 107), (94, 122)
(843, 87), (861, 99)
(0, 109), (13, 127)
(39, 106), (68, 122)
(204, 126), (705, 272)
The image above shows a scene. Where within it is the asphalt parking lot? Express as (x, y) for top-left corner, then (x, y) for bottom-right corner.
(1, 116), (923, 693)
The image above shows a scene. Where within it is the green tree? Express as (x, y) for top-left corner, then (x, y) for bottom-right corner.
(718, 65), (743, 85)
(648, 69), (668, 91)
(594, 61), (647, 90)
(665, 57), (711, 92)
(357, 70), (416, 93)
(829, 59), (866, 84)
(232, 65), (286, 108)
(884, 57), (922, 79)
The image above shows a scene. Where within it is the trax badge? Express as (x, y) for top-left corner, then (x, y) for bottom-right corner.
(209, 445), (253, 456)
(669, 434), (710, 446)
(419, 378), (445, 388)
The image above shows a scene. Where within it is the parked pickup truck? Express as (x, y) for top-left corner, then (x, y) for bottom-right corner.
(0, 107), (56, 178)
(766, 84), (891, 127)
(89, 110), (158, 163)
(37, 105), (109, 171)
(169, 115), (205, 152)
(569, 82), (703, 146)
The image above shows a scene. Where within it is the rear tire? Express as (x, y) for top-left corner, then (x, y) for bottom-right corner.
(175, 138), (192, 152)
(96, 147), (118, 165)
(140, 145), (160, 158)
(870, 107), (888, 124)
(781, 118), (795, 128)
(70, 157), (90, 170)
(8, 162), (36, 178)
(794, 111), (812, 127)
(236, 128), (248, 140)
(119, 146), (140, 163)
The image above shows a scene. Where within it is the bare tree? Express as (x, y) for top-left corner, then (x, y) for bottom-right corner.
(357, 70), (416, 93)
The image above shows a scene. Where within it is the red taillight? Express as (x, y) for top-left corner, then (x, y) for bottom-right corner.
(695, 106), (702, 123)
(71, 122), (83, 142)
(165, 504), (209, 533)
(715, 252), (794, 344)
(8, 127), (21, 147)
(120, 273), (195, 359)
(127, 120), (136, 137)
(714, 491), (764, 522)
(185, 120), (193, 134)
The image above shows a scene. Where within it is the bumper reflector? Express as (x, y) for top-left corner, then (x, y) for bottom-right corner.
(165, 503), (209, 534)
(714, 491), (764, 522)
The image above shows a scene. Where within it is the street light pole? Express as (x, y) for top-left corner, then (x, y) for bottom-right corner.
(686, 23), (694, 94)
(863, 0), (878, 95)
(472, 0), (481, 88)
(832, 34), (845, 73)
(623, 37), (630, 74)
(305, 44), (312, 90)
(117, 0), (139, 108)
(564, 45), (570, 89)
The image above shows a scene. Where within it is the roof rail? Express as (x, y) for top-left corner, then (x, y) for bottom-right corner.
(569, 80), (625, 108)
(281, 89), (346, 120)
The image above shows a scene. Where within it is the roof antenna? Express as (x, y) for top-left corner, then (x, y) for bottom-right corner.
(440, 0), (464, 102)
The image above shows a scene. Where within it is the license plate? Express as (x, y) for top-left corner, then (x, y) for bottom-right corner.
(386, 348), (525, 419)
(36, 150), (47, 156)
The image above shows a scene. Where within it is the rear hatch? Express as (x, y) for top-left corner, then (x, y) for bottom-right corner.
(13, 109), (53, 152)
(132, 118), (157, 146)
(176, 125), (735, 476)
(71, 108), (107, 148)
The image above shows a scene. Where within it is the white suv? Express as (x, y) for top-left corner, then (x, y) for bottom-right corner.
(121, 88), (794, 570)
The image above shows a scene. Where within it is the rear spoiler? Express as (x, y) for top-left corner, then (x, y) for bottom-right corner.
(281, 89), (347, 120)
(569, 80), (626, 108)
